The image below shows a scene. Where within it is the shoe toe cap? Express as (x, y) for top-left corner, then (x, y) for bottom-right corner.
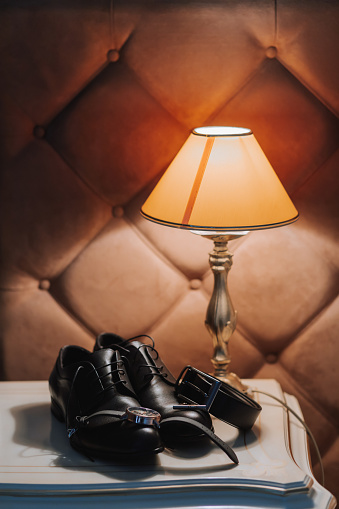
(71, 420), (164, 458)
(160, 408), (213, 442)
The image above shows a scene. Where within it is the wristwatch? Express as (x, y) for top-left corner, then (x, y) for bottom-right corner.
(74, 406), (161, 429)
(122, 407), (161, 427)
(70, 405), (238, 464)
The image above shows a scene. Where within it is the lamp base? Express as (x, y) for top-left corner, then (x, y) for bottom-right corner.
(211, 370), (249, 393)
(196, 231), (249, 394)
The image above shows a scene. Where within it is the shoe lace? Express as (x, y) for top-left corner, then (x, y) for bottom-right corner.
(86, 358), (129, 397)
(121, 335), (175, 386)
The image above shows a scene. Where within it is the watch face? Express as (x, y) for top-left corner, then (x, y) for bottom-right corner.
(126, 407), (161, 425)
(130, 408), (158, 417)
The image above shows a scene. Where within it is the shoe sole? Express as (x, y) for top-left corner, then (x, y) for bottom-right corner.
(51, 396), (65, 422)
(70, 441), (164, 461)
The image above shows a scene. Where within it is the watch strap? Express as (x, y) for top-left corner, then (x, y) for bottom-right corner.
(71, 410), (238, 464)
(160, 416), (238, 464)
(75, 410), (126, 427)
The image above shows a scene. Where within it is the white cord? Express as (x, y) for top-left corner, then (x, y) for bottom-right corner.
(251, 389), (325, 487)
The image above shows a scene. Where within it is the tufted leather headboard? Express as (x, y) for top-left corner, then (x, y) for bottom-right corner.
(1, 0), (338, 497)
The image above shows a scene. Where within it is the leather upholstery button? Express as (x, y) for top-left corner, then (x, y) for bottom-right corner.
(39, 280), (50, 290)
(33, 126), (46, 139)
(266, 46), (278, 58)
(107, 49), (120, 62)
(266, 46), (277, 59)
(265, 353), (278, 364)
(112, 205), (124, 218)
(190, 279), (202, 290)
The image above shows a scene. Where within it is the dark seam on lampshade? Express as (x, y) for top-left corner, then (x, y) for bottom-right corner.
(181, 137), (215, 225)
(140, 210), (299, 230)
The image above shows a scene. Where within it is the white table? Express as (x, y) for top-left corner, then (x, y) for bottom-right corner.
(0, 379), (336, 508)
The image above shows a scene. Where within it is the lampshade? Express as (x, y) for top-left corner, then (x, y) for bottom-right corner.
(141, 126), (298, 232)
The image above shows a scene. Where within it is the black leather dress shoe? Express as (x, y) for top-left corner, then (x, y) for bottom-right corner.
(94, 333), (213, 444)
(49, 346), (164, 459)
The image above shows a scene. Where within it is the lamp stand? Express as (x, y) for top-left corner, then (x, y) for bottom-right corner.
(202, 233), (248, 392)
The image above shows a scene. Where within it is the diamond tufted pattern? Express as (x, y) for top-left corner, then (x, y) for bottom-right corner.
(0, 0), (338, 497)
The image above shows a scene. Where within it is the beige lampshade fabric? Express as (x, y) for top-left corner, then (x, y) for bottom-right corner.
(141, 127), (298, 231)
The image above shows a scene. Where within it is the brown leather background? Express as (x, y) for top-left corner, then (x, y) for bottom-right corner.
(1, 0), (338, 497)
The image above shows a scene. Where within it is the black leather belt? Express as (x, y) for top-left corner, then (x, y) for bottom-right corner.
(174, 366), (262, 430)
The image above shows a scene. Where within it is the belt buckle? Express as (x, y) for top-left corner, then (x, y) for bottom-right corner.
(173, 366), (221, 411)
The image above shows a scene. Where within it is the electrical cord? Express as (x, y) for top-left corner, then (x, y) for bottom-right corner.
(251, 389), (325, 487)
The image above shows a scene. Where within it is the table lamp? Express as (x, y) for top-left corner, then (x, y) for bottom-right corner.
(141, 126), (298, 391)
